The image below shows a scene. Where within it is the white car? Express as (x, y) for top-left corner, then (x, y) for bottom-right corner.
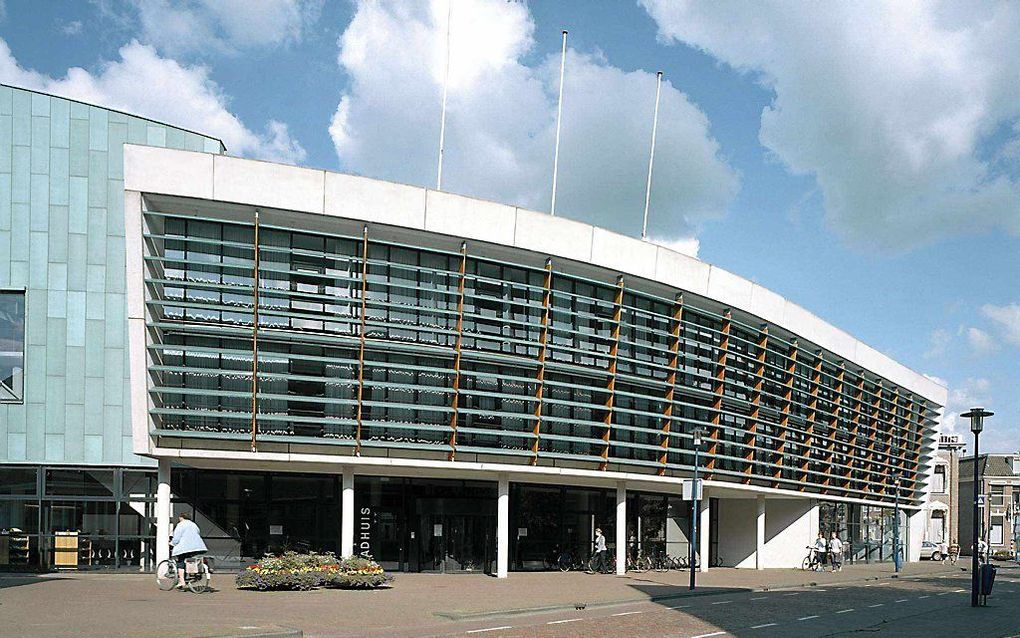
(920, 540), (944, 561)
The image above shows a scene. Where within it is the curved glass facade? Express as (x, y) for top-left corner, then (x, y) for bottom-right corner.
(142, 207), (937, 507)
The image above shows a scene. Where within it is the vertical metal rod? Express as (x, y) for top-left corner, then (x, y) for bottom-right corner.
(436, 0), (452, 191)
(355, 226), (370, 456)
(971, 431), (981, 606)
(448, 242), (467, 461)
(549, 30), (568, 216)
(690, 441), (700, 590)
(250, 210), (260, 453)
(531, 258), (553, 465)
(642, 71), (663, 240)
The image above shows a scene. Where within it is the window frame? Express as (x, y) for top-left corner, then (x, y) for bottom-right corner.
(0, 288), (26, 404)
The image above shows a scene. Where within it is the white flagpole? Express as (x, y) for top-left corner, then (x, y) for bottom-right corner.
(549, 29), (567, 216)
(436, 0), (452, 190)
(642, 71), (663, 240)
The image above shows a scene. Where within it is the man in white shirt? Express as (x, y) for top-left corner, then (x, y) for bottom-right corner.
(829, 532), (843, 572)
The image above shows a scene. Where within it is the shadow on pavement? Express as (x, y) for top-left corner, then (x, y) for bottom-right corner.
(0, 573), (74, 590)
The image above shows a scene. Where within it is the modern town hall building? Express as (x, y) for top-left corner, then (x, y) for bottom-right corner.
(1, 85), (947, 576)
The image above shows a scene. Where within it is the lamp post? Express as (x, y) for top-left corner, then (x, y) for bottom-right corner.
(892, 473), (901, 572)
(962, 407), (992, 607)
(689, 427), (706, 590)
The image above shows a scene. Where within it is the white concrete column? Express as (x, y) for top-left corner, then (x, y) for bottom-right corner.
(616, 481), (627, 575)
(497, 473), (510, 578)
(341, 466), (355, 558)
(155, 458), (171, 567)
(699, 497), (711, 572)
(756, 496), (766, 570)
(907, 509), (926, 563)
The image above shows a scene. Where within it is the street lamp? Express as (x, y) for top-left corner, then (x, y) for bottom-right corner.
(962, 407), (993, 607)
(689, 427), (706, 590)
(892, 473), (901, 572)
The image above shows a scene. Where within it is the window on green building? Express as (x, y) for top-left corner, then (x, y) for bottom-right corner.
(0, 290), (25, 403)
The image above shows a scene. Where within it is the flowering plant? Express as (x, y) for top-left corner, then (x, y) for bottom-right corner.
(235, 551), (390, 591)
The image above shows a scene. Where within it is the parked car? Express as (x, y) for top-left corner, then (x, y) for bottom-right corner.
(920, 540), (944, 561)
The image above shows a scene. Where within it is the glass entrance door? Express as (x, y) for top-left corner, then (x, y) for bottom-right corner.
(414, 495), (494, 573)
(418, 514), (494, 573)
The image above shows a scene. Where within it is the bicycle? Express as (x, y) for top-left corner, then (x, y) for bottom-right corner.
(801, 546), (822, 571)
(156, 553), (211, 593)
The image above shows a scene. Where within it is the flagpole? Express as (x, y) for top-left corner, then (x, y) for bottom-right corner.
(642, 71), (663, 240)
(436, 0), (452, 190)
(550, 29), (567, 216)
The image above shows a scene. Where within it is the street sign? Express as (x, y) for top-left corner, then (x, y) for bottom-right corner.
(682, 479), (703, 501)
(978, 494), (986, 506)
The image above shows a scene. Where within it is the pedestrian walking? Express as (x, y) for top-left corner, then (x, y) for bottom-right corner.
(978, 538), (988, 563)
(948, 539), (960, 565)
(813, 532), (828, 571)
(591, 528), (608, 574)
(829, 532), (843, 572)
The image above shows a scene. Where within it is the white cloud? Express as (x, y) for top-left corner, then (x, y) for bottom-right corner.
(61, 20), (83, 36)
(330, 0), (738, 243)
(650, 235), (700, 259)
(940, 377), (991, 435)
(923, 328), (952, 359)
(0, 38), (305, 164)
(964, 327), (995, 354)
(131, 0), (321, 56)
(981, 302), (1020, 346)
(641, 0), (1020, 249)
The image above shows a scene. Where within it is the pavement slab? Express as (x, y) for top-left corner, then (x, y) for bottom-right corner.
(0, 561), (1011, 638)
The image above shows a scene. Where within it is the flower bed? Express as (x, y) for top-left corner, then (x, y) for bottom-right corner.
(235, 551), (390, 591)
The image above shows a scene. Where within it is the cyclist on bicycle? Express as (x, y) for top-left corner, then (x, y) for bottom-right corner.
(170, 512), (208, 591)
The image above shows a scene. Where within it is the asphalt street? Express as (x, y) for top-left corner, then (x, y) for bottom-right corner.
(440, 569), (1020, 638)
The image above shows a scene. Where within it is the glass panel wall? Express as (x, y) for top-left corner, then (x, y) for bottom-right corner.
(509, 484), (616, 571)
(0, 465), (155, 571)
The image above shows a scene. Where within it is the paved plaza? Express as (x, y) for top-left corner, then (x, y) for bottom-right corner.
(3, 561), (1017, 637)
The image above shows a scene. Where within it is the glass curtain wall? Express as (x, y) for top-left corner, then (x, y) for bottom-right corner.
(509, 484), (616, 571)
(820, 502), (905, 563)
(0, 465), (156, 571)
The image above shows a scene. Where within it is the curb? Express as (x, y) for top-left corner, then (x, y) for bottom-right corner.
(433, 567), (963, 622)
(199, 627), (302, 638)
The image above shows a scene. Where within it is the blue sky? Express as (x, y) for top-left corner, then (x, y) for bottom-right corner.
(1, 0), (1017, 452)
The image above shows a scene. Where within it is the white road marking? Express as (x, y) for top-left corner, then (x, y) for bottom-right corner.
(690, 632), (727, 638)
(711, 600), (733, 605)
(953, 589), (966, 593)
(815, 588), (827, 592)
(611, 611), (642, 617)
(937, 592), (951, 596)
(864, 584), (873, 587)
(466, 627), (512, 634)
(547, 618), (581, 625)
(783, 592), (800, 596)
(918, 595), (930, 599)
(895, 599), (908, 603)
(750, 623), (777, 629)
(836, 609), (854, 614)
(798, 615), (819, 621)
(669, 604), (691, 610)
(868, 603), (884, 608)
(750, 596), (768, 600)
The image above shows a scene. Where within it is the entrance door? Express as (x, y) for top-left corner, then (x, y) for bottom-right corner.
(418, 514), (494, 573)
(414, 497), (495, 573)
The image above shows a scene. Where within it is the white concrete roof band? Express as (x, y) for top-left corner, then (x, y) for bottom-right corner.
(122, 144), (948, 408)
